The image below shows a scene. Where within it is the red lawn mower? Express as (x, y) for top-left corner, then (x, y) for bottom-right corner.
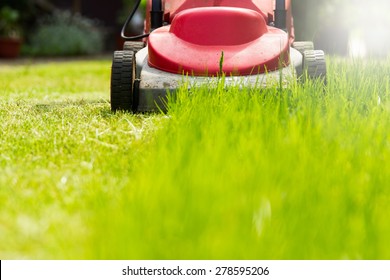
(111, 0), (326, 112)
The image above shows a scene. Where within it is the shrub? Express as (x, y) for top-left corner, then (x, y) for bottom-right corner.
(28, 11), (104, 56)
(0, 6), (22, 38)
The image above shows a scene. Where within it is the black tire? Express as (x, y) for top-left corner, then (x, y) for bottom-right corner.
(303, 50), (327, 83)
(292, 41), (314, 55)
(111, 50), (136, 111)
(123, 41), (145, 52)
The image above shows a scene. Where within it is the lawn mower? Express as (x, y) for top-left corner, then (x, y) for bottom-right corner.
(111, 0), (326, 112)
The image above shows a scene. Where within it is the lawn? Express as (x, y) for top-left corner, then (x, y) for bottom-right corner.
(1, 57), (390, 259)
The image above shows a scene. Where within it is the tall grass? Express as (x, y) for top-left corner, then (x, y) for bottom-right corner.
(90, 57), (390, 259)
(1, 57), (390, 259)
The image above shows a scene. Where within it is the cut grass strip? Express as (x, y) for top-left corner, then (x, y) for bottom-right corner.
(0, 60), (165, 258)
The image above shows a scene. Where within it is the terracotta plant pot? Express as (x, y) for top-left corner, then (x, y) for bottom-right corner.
(0, 37), (22, 58)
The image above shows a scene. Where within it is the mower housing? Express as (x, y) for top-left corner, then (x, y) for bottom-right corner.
(111, 0), (326, 112)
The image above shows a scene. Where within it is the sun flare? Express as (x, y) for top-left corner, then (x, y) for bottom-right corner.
(345, 0), (390, 57)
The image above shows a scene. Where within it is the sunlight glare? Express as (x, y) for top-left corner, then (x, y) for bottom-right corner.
(348, 35), (366, 58)
(346, 0), (390, 57)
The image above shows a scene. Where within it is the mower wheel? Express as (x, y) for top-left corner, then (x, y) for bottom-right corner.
(292, 41), (314, 55)
(303, 50), (327, 83)
(111, 50), (136, 111)
(123, 41), (145, 52)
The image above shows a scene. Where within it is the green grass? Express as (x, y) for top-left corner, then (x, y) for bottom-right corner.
(1, 57), (390, 259)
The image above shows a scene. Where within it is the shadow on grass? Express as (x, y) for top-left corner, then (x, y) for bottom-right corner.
(33, 99), (108, 110)
(31, 99), (161, 120)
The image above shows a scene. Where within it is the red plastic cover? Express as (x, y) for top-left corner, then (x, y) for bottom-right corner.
(148, 7), (290, 76)
(145, 0), (294, 43)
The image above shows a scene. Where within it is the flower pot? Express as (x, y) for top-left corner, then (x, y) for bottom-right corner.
(0, 37), (22, 58)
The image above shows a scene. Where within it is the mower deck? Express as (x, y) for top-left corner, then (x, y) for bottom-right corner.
(135, 47), (303, 112)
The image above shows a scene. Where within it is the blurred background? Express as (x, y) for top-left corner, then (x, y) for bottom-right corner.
(1, 0), (390, 58)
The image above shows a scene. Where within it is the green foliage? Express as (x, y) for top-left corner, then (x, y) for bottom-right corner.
(27, 11), (104, 56)
(118, 0), (146, 24)
(1, 57), (390, 259)
(0, 6), (21, 38)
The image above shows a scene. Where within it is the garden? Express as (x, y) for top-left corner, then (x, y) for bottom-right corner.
(1, 56), (390, 259)
(1, 0), (390, 260)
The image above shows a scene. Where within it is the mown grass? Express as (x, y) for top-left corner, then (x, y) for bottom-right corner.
(0, 60), (163, 258)
(1, 57), (390, 259)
